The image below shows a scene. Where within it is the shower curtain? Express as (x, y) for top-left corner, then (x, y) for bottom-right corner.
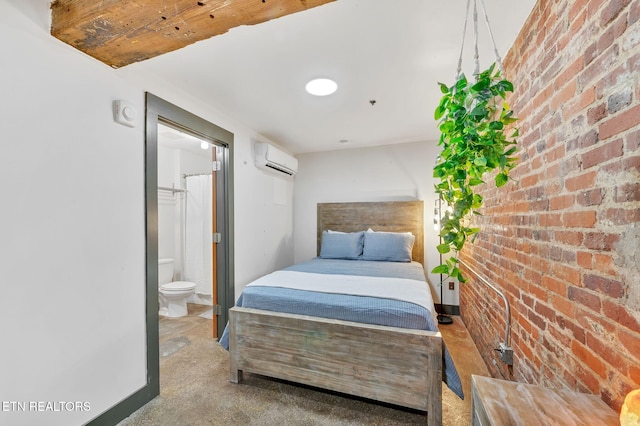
(184, 175), (212, 296)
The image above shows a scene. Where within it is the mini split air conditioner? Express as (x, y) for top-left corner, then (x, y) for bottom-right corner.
(254, 142), (298, 176)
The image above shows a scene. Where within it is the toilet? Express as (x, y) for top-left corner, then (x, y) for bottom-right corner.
(158, 258), (196, 318)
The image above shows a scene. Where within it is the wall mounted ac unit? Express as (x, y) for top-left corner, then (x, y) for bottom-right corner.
(254, 142), (298, 176)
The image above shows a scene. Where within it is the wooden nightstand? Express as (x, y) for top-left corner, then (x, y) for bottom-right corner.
(471, 375), (619, 425)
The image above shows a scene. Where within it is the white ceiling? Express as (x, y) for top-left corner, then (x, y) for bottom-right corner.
(129, 0), (537, 155)
(158, 123), (214, 157)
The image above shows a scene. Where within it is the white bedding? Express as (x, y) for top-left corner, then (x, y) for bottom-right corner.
(247, 270), (436, 314)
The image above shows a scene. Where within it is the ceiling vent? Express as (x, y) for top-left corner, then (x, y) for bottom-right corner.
(254, 142), (298, 176)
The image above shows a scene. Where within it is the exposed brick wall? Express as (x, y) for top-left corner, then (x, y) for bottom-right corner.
(460, 0), (640, 412)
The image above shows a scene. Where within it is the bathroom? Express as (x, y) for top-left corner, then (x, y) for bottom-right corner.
(157, 123), (215, 318)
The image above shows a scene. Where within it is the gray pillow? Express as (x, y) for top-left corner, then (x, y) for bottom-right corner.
(319, 231), (364, 259)
(362, 231), (415, 262)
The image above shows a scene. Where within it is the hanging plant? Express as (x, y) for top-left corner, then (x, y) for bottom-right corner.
(432, 63), (519, 282)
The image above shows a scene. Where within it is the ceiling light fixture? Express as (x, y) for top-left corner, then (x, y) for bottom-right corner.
(305, 78), (337, 96)
(200, 141), (209, 150)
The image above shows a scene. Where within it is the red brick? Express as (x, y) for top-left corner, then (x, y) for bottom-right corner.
(562, 86), (596, 121)
(521, 174), (539, 188)
(613, 10), (629, 38)
(577, 307), (617, 336)
(531, 155), (544, 170)
(532, 84), (556, 110)
(586, 333), (628, 376)
(555, 56), (584, 89)
(619, 329), (640, 358)
(603, 207), (640, 225)
(599, 104), (640, 140)
(576, 251), (592, 268)
(583, 232), (620, 251)
(523, 127), (542, 149)
(572, 340), (606, 378)
(629, 365), (640, 384)
(597, 62), (633, 99)
(551, 294), (575, 317)
(576, 188), (603, 206)
(539, 212), (562, 227)
(551, 80), (577, 110)
(626, 132), (640, 152)
(632, 0), (640, 24)
(587, 102), (607, 125)
(553, 263), (582, 285)
(560, 156), (581, 178)
(528, 308), (547, 330)
(562, 210), (597, 228)
(579, 43), (619, 87)
(518, 341), (536, 367)
(593, 253), (616, 275)
(536, 301), (557, 323)
(549, 194), (575, 210)
(565, 171), (596, 191)
(597, 23), (616, 54)
(615, 183), (640, 202)
(542, 56), (565, 86)
(462, 0), (640, 411)
(581, 138), (624, 169)
(554, 230), (584, 246)
(568, 286), (602, 312)
(583, 274), (624, 298)
(603, 301), (640, 333)
(546, 145), (566, 164)
(523, 265), (543, 283)
(607, 87), (633, 114)
(600, 0), (632, 27)
(575, 364), (602, 394)
(560, 314), (587, 343)
(546, 179), (563, 196)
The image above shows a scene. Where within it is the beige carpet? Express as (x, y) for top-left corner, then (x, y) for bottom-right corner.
(119, 305), (489, 425)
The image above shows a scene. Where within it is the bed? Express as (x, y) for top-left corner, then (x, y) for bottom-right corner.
(220, 201), (462, 426)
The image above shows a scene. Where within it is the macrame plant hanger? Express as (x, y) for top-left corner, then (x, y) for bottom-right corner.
(436, 0), (506, 326)
(456, 0), (505, 81)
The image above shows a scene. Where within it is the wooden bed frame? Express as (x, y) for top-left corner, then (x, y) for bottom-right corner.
(228, 201), (443, 425)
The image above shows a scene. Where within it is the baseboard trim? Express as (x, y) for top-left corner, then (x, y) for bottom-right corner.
(85, 384), (158, 426)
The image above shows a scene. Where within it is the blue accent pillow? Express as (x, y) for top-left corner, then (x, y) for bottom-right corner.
(319, 231), (364, 259)
(362, 231), (415, 262)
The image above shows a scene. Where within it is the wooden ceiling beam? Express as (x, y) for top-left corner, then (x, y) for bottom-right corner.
(50, 0), (336, 68)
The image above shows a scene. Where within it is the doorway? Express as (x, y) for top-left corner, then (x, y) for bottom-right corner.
(157, 123), (216, 320)
(145, 93), (234, 396)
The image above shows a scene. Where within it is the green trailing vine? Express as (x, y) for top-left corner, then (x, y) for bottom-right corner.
(432, 63), (519, 283)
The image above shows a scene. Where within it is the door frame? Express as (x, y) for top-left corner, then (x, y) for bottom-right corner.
(87, 93), (234, 425)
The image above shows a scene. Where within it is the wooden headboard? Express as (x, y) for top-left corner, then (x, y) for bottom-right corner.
(317, 201), (424, 264)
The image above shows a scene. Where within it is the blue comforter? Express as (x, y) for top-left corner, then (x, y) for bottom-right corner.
(220, 258), (464, 399)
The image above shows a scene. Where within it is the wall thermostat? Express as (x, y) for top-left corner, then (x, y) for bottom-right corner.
(113, 100), (137, 128)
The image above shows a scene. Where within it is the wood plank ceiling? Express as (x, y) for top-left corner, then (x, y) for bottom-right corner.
(50, 0), (336, 68)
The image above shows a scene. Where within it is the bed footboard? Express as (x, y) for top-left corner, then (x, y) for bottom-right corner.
(228, 306), (442, 426)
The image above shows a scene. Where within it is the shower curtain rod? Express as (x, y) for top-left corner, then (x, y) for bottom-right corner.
(158, 186), (187, 194)
(182, 172), (212, 178)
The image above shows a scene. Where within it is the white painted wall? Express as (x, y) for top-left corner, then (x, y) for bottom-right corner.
(233, 138), (295, 288)
(0, 1), (294, 424)
(292, 141), (460, 306)
(0, 4), (146, 425)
